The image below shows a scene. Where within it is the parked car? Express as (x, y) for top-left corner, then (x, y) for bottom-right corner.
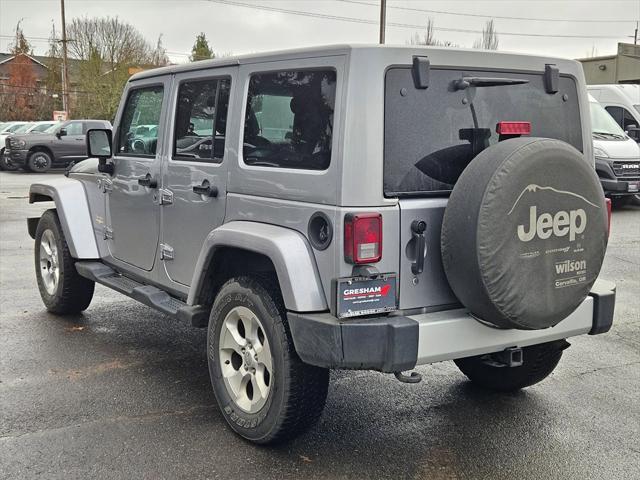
(588, 84), (640, 142)
(0, 121), (29, 170)
(3, 119), (111, 172)
(0, 121), (61, 170)
(14, 120), (60, 135)
(27, 45), (615, 444)
(589, 95), (640, 207)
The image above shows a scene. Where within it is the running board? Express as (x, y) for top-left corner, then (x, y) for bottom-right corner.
(74, 261), (209, 327)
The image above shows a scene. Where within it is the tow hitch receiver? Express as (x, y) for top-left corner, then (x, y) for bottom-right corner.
(394, 371), (423, 383)
(482, 347), (524, 368)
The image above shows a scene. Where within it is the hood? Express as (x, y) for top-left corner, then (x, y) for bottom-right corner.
(593, 136), (640, 160)
(10, 132), (57, 143)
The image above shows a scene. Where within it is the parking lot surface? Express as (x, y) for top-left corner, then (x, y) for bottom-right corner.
(1, 171), (638, 480)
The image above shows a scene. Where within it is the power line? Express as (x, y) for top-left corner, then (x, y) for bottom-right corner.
(203, 0), (631, 39)
(337, 0), (636, 23)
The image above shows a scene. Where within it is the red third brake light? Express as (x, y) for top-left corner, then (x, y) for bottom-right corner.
(496, 121), (531, 135)
(344, 213), (382, 264)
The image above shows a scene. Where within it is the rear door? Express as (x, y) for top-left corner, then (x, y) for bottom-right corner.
(384, 67), (584, 310)
(160, 68), (235, 286)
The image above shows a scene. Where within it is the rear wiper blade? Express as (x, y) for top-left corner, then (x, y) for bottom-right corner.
(453, 76), (529, 91)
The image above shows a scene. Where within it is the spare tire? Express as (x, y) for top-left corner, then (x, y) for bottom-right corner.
(442, 137), (607, 330)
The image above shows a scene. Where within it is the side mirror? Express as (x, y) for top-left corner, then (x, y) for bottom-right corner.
(56, 128), (67, 138)
(86, 129), (114, 175)
(625, 125), (640, 141)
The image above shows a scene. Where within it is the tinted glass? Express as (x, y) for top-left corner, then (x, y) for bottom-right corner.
(384, 68), (583, 195)
(174, 78), (231, 162)
(118, 85), (164, 156)
(605, 106), (623, 126)
(243, 69), (336, 170)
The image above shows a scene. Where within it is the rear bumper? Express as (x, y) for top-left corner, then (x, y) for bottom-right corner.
(288, 279), (616, 372)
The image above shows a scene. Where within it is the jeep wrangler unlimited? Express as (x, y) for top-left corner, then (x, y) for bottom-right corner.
(28, 45), (616, 444)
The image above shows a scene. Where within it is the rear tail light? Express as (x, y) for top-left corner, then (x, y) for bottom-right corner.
(605, 198), (612, 237)
(496, 121), (531, 135)
(344, 213), (382, 264)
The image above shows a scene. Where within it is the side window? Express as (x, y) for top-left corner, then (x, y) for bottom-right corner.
(605, 106), (623, 127)
(243, 69), (336, 170)
(117, 85), (164, 156)
(173, 77), (231, 162)
(622, 108), (638, 129)
(66, 122), (83, 136)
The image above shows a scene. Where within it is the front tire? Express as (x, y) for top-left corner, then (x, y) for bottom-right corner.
(34, 210), (95, 314)
(0, 148), (19, 171)
(454, 340), (568, 392)
(208, 276), (329, 444)
(28, 150), (53, 173)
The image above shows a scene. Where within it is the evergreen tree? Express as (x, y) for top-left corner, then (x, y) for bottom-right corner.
(190, 33), (215, 62)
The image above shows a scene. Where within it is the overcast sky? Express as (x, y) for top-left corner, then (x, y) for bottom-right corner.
(1, 0), (639, 62)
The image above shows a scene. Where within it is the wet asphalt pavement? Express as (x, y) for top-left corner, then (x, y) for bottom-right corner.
(0, 171), (639, 480)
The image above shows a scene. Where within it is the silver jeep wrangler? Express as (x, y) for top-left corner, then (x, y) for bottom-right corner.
(28, 45), (616, 444)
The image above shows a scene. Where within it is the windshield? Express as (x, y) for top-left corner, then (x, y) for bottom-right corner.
(590, 102), (626, 138)
(32, 123), (56, 133)
(14, 123), (35, 133)
(7, 123), (26, 133)
(44, 123), (60, 133)
(384, 68), (583, 195)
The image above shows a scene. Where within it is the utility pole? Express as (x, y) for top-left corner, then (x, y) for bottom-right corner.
(379, 0), (386, 44)
(60, 0), (70, 117)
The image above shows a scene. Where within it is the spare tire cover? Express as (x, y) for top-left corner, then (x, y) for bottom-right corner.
(441, 137), (607, 330)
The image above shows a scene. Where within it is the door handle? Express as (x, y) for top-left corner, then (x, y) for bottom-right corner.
(410, 220), (427, 275)
(192, 179), (218, 197)
(137, 173), (158, 189)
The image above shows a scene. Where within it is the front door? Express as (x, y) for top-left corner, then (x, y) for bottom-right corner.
(106, 78), (169, 271)
(161, 68), (235, 285)
(55, 121), (85, 161)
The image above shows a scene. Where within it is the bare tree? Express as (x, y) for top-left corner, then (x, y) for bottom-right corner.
(150, 34), (170, 67)
(65, 16), (158, 119)
(473, 19), (499, 50)
(409, 18), (458, 47)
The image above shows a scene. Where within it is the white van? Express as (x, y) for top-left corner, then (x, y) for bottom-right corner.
(589, 94), (640, 206)
(588, 84), (640, 143)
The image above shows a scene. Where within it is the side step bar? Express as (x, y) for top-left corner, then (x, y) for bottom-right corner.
(75, 261), (209, 327)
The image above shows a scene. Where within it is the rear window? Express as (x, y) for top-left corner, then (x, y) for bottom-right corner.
(243, 69), (336, 170)
(384, 68), (583, 196)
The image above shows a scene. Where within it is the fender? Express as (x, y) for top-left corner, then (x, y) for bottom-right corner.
(29, 177), (99, 259)
(188, 221), (328, 312)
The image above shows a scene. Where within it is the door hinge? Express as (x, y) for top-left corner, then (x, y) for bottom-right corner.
(160, 243), (174, 260)
(103, 226), (114, 240)
(98, 178), (113, 193)
(159, 188), (173, 205)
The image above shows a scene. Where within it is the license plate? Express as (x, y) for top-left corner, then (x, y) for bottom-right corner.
(336, 274), (397, 318)
(628, 182), (639, 193)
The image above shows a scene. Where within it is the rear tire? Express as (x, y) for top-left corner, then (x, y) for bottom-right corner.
(34, 210), (95, 314)
(454, 340), (568, 392)
(207, 276), (329, 444)
(28, 150), (53, 173)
